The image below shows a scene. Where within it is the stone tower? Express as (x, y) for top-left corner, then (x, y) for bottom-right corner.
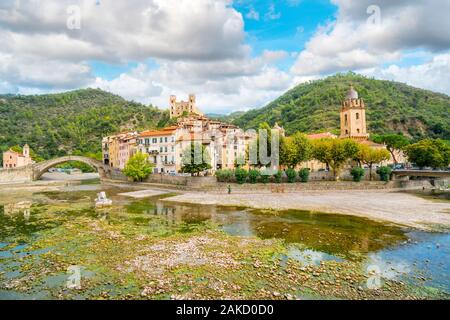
(169, 94), (203, 118)
(188, 94), (196, 111)
(23, 144), (30, 158)
(340, 85), (369, 141)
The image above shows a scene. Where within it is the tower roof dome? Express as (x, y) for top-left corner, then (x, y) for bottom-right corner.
(346, 85), (358, 100)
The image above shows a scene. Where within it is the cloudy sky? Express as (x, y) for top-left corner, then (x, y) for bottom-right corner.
(0, 0), (449, 113)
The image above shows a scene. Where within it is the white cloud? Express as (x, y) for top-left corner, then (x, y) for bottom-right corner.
(0, 52), (92, 90)
(92, 59), (294, 113)
(0, 0), (247, 62)
(246, 7), (260, 21)
(361, 53), (450, 95)
(0, 0), (296, 113)
(0, 0), (448, 114)
(265, 4), (281, 21)
(262, 50), (288, 63)
(292, 0), (450, 76)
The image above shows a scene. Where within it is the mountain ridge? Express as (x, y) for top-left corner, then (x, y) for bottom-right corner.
(231, 72), (449, 140)
(1, 73), (448, 162)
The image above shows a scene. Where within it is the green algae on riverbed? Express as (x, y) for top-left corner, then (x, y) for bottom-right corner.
(0, 187), (448, 300)
(248, 209), (408, 259)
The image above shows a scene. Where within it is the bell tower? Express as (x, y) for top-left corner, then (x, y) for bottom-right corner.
(23, 144), (30, 158)
(169, 95), (177, 118)
(340, 85), (369, 141)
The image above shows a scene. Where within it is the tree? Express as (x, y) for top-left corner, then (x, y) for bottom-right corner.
(373, 134), (410, 164)
(280, 132), (312, 168)
(404, 139), (450, 169)
(123, 152), (154, 182)
(355, 144), (391, 180)
(312, 138), (360, 180)
(180, 143), (212, 176)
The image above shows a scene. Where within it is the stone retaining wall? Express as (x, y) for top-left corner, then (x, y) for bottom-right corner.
(0, 166), (33, 184)
(207, 181), (397, 194)
(143, 175), (217, 188)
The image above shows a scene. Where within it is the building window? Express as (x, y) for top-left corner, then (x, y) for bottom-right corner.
(345, 130), (349, 135)
(357, 129), (361, 134)
(165, 137), (168, 143)
(345, 114), (348, 125)
(160, 137), (163, 143)
(356, 113), (360, 120)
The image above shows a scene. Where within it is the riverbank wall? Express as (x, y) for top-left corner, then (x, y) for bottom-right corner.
(102, 176), (441, 193)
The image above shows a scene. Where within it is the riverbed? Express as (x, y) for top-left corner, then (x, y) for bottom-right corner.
(0, 182), (448, 300)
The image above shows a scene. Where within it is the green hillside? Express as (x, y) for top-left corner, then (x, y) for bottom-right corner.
(0, 89), (170, 160)
(232, 73), (450, 140)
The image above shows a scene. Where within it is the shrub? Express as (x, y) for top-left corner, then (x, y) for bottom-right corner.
(351, 167), (365, 182)
(215, 169), (234, 182)
(260, 168), (271, 184)
(235, 168), (248, 184)
(286, 168), (297, 183)
(298, 168), (310, 183)
(376, 166), (393, 182)
(248, 169), (261, 184)
(274, 170), (283, 183)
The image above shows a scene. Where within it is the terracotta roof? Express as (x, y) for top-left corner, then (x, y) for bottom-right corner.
(307, 132), (337, 140)
(139, 127), (177, 137)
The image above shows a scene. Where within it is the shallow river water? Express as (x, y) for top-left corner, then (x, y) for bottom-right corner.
(0, 183), (448, 299)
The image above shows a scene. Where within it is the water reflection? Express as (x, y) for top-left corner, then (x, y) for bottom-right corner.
(0, 201), (61, 242)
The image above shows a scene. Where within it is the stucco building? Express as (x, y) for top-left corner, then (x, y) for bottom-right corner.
(102, 95), (248, 175)
(2, 144), (33, 169)
(102, 131), (138, 169)
(137, 114), (247, 174)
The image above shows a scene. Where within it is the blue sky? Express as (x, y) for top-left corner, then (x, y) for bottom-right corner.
(235, 0), (337, 56)
(0, 0), (449, 113)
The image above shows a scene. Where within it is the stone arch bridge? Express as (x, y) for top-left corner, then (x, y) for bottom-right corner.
(0, 156), (126, 184)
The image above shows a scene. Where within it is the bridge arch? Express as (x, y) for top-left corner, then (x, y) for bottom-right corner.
(32, 156), (107, 180)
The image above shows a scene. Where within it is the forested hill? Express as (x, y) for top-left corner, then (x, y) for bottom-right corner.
(0, 88), (170, 160)
(1, 73), (448, 162)
(232, 73), (450, 141)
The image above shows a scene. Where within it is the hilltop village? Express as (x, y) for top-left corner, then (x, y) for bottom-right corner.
(101, 86), (399, 175)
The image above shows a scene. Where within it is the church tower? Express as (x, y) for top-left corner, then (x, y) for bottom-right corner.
(340, 85), (369, 141)
(23, 144), (30, 158)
